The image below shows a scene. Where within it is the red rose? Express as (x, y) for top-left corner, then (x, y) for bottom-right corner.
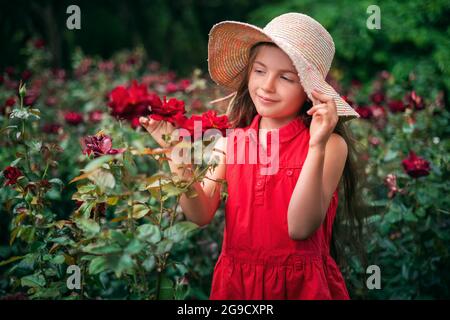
(5, 67), (15, 77)
(388, 100), (406, 113)
(369, 105), (387, 119)
(98, 60), (114, 72)
(82, 133), (125, 158)
(384, 173), (405, 199)
(3, 166), (23, 186)
(342, 95), (354, 107)
(166, 71), (177, 82)
(380, 71), (390, 80)
(127, 55), (138, 65)
(178, 79), (191, 92)
(89, 110), (103, 123)
(368, 136), (381, 146)
(64, 112), (84, 126)
(176, 114), (204, 138)
(148, 61), (160, 72)
(45, 96), (57, 107)
(75, 58), (92, 77)
(175, 110), (229, 138)
(21, 70), (32, 81)
(24, 89), (40, 106)
(33, 39), (45, 49)
(191, 98), (203, 111)
(406, 91), (425, 111)
(52, 69), (66, 82)
(201, 110), (229, 135)
(351, 79), (362, 88)
(131, 117), (141, 129)
(5, 97), (16, 107)
(370, 92), (385, 105)
(42, 123), (62, 134)
(401, 151), (431, 178)
(108, 80), (158, 126)
(165, 82), (178, 94)
(150, 96), (186, 125)
(355, 106), (372, 119)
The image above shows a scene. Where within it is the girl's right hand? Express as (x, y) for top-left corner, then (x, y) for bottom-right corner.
(139, 116), (176, 148)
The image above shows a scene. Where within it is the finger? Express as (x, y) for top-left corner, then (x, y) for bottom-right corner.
(306, 103), (327, 115)
(139, 116), (149, 126)
(312, 89), (333, 103)
(310, 94), (320, 106)
(312, 109), (337, 123)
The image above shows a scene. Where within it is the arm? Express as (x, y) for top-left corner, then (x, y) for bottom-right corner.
(287, 89), (346, 240)
(287, 133), (348, 240)
(139, 116), (227, 227)
(166, 136), (227, 227)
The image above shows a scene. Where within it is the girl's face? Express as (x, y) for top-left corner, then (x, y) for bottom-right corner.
(248, 45), (307, 122)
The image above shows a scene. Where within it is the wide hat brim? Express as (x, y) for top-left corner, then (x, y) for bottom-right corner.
(207, 21), (360, 122)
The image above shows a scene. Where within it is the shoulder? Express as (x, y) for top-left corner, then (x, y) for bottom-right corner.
(326, 133), (348, 157)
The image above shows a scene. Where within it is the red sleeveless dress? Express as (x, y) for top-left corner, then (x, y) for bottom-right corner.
(209, 113), (350, 300)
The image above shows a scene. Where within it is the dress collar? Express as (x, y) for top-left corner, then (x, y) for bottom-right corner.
(248, 113), (307, 143)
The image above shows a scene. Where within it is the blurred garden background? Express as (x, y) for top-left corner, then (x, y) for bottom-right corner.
(0, 0), (449, 300)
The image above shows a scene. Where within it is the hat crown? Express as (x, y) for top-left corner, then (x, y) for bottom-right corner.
(263, 13), (335, 77)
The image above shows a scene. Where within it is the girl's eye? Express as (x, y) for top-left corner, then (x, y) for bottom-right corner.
(253, 69), (294, 82)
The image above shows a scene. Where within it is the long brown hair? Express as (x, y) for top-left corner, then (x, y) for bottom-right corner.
(226, 42), (368, 278)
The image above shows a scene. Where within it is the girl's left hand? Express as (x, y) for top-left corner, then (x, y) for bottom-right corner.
(306, 89), (339, 149)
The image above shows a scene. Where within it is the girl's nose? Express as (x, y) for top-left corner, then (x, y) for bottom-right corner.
(261, 74), (276, 92)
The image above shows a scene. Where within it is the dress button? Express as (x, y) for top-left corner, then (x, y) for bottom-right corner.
(286, 170), (293, 176)
(256, 181), (262, 186)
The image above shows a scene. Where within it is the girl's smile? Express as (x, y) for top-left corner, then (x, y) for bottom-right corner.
(257, 95), (279, 104)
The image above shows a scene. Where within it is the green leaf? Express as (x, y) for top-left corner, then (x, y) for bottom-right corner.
(137, 224), (161, 243)
(383, 149), (398, 162)
(404, 210), (419, 222)
(114, 254), (135, 277)
(50, 237), (75, 246)
(158, 275), (174, 299)
(75, 218), (100, 236)
(162, 183), (185, 198)
(384, 206), (402, 224)
(125, 239), (146, 255)
(83, 243), (122, 255)
(48, 178), (64, 191)
(76, 201), (95, 219)
(155, 239), (174, 255)
(88, 168), (115, 191)
(132, 204), (151, 219)
(78, 184), (97, 194)
(142, 256), (156, 272)
(164, 221), (198, 243)
(51, 255), (66, 264)
(109, 230), (128, 246)
(29, 284), (62, 299)
(28, 140), (42, 152)
(0, 255), (25, 267)
(84, 155), (114, 172)
(21, 273), (46, 288)
(10, 158), (22, 167)
(89, 256), (108, 275)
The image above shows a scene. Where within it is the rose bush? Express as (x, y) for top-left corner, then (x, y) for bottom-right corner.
(0, 37), (449, 300)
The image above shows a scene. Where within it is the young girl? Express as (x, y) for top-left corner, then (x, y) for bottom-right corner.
(140, 12), (365, 300)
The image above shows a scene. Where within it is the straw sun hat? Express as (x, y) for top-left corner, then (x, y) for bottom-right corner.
(207, 12), (360, 122)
